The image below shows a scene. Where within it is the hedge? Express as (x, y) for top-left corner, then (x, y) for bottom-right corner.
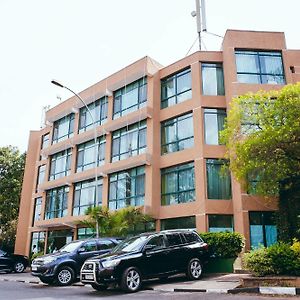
(244, 241), (300, 276)
(199, 232), (244, 258)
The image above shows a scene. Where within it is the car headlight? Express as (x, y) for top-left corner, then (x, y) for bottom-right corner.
(42, 257), (57, 264)
(102, 259), (121, 268)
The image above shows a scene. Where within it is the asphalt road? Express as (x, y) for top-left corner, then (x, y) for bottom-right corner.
(0, 281), (297, 300)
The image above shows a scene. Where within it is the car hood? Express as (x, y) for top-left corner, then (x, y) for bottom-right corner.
(34, 251), (69, 261)
(88, 250), (142, 262)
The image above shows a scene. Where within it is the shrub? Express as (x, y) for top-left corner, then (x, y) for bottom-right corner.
(243, 247), (274, 276)
(291, 238), (300, 257)
(199, 232), (244, 258)
(244, 242), (300, 276)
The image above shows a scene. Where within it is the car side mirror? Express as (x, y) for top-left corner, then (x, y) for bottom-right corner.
(78, 247), (86, 253)
(144, 244), (155, 252)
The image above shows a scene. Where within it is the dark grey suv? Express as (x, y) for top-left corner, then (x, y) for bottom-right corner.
(80, 229), (208, 292)
(31, 238), (121, 286)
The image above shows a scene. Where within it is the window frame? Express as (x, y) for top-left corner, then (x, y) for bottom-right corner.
(73, 178), (103, 216)
(161, 162), (195, 206)
(113, 78), (147, 119)
(76, 137), (106, 172)
(45, 186), (69, 219)
(201, 62), (225, 95)
(108, 166), (145, 210)
(78, 96), (108, 133)
(52, 113), (75, 144)
(235, 50), (285, 85)
(49, 148), (72, 181)
(111, 120), (147, 162)
(161, 68), (192, 109)
(161, 112), (194, 155)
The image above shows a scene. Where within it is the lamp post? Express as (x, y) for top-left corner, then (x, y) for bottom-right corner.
(51, 80), (100, 237)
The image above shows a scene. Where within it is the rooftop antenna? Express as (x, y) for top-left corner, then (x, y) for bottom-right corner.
(191, 0), (207, 51)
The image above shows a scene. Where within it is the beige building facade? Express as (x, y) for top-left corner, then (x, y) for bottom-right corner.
(15, 30), (300, 256)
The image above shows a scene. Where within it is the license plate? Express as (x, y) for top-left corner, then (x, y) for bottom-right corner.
(31, 266), (38, 271)
(85, 274), (94, 280)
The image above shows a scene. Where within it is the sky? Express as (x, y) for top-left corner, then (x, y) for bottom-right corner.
(0, 0), (299, 152)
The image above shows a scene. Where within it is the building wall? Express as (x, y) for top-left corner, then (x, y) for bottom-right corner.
(15, 30), (300, 255)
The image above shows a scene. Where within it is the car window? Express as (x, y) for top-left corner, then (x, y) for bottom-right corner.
(0, 250), (6, 256)
(146, 235), (166, 250)
(166, 233), (183, 246)
(184, 232), (202, 243)
(98, 240), (115, 250)
(83, 241), (97, 252)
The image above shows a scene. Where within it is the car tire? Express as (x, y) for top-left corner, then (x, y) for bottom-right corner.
(14, 261), (25, 273)
(91, 283), (108, 291)
(56, 266), (75, 286)
(186, 258), (203, 280)
(120, 267), (142, 293)
(40, 277), (55, 285)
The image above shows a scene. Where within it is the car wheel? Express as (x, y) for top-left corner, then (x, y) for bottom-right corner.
(91, 283), (108, 291)
(14, 262), (25, 273)
(186, 258), (202, 280)
(56, 266), (75, 286)
(120, 267), (142, 293)
(40, 277), (54, 285)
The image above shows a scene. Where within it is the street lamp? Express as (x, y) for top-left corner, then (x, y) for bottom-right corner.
(51, 80), (100, 237)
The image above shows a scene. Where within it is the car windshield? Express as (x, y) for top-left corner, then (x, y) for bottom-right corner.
(111, 236), (148, 253)
(59, 241), (83, 253)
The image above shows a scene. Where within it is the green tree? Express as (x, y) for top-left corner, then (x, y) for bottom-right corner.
(79, 206), (154, 238)
(221, 83), (300, 241)
(0, 146), (25, 252)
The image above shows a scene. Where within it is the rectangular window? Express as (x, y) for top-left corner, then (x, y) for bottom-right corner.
(32, 197), (43, 225)
(40, 133), (50, 160)
(208, 214), (234, 232)
(235, 50), (285, 84)
(73, 178), (103, 216)
(109, 166), (145, 210)
(36, 165), (46, 190)
(77, 228), (95, 239)
(249, 211), (277, 249)
(52, 113), (75, 144)
(202, 63), (225, 95)
(204, 109), (226, 145)
(49, 149), (72, 181)
(47, 230), (73, 253)
(206, 159), (231, 199)
(113, 78), (147, 119)
(161, 68), (192, 108)
(111, 120), (146, 162)
(76, 137), (106, 172)
(161, 113), (194, 155)
(41, 133), (50, 149)
(31, 232), (45, 256)
(79, 97), (108, 133)
(161, 162), (195, 205)
(45, 186), (69, 219)
(161, 216), (196, 230)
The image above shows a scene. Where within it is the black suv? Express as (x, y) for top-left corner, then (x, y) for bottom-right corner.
(31, 238), (121, 286)
(80, 229), (208, 292)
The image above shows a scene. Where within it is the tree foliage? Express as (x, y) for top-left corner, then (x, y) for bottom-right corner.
(221, 83), (300, 240)
(0, 146), (25, 251)
(78, 206), (154, 238)
(221, 83), (300, 196)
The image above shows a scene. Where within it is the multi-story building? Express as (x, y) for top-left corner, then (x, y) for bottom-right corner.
(15, 30), (300, 256)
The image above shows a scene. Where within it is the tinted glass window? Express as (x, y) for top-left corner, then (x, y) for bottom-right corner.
(146, 235), (166, 249)
(98, 240), (115, 250)
(184, 232), (201, 243)
(83, 241), (97, 252)
(166, 233), (183, 246)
